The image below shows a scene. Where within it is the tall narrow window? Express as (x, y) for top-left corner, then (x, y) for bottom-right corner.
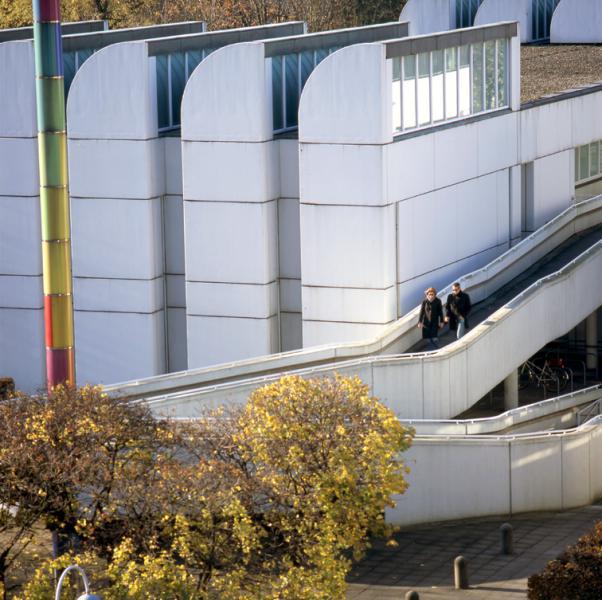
(402, 55), (417, 129)
(301, 50), (314, 88)
(285, 54), (299, 128)
(272, 56), (284, 131)
(170, 52), (186, 126)
(445, 48), (458, 119)
(485, 41), (496, 111)
(471, 43), (484, 114)
(458, 45), (471, 117)
(590, 142), (600, 178)
(156, 55), (170, 130)
(579, 144), (590, 181)
(417, 52), (430, 126)
(431, 50), (444, 122)
(392, 58), (402, 131)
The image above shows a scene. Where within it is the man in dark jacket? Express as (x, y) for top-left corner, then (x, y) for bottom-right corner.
(444, 282), (471, 339)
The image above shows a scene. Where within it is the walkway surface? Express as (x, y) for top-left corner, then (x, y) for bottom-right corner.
(347, 501), (602, 599)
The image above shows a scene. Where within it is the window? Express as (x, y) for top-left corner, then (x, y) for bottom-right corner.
(63, 48), (96, 96)
(456, 0), (485, 29)
(271, 46), (340, 134)
(391, 37), (510, 134)
(156, 48), (215, 132)
(532, 0), (561, 41)
(575, 141), (602, 185)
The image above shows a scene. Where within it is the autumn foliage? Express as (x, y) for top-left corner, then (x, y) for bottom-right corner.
(0, 0), (407, 33)
(0, 376), (412, 598)
(527, 521), (602, 600)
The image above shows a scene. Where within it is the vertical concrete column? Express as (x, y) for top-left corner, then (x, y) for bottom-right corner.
(504, 369), (519, 410)
(0, 41), (46, 392)
(298, 44), (397, 347)
(586, 309), (598, 371)
(181, 43), (280, 368)
(67, 42), (166, 384)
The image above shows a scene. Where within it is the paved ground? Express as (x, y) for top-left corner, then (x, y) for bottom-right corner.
(347, 502), (602, 599)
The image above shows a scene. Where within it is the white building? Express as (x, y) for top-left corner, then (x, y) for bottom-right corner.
(0, 14), (601, 396)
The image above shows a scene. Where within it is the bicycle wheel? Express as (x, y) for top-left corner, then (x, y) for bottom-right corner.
(544, 367), (570, 393)
(518, 365), (531, 390)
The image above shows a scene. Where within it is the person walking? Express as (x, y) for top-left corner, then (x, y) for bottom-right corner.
(418, 287), (444, 349)
(445, 282), (472, 339)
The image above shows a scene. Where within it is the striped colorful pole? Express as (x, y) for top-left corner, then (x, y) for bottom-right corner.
(32, 0), (76, 391)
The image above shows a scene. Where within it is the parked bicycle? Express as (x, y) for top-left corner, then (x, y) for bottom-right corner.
(518, 357), (570, 393)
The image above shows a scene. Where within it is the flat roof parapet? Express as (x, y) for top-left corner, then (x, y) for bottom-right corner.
(264, 21), (409, 57)
(63, 21), (205, 52)
(0, 20), (106, 43)
(385, 21), (518, 58)
(147, 22), (306, 56)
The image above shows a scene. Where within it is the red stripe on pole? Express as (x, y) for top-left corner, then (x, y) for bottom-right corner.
(46, 347), (75, 390)
(38, 0), (61, 21)
(44, 295), (53, 346)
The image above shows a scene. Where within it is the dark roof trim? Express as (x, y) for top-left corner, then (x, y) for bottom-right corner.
(386, 22), (518, 59)
(264, 21), (409, 58)
(63, 21), (205, 52)
(0, 20), (106, 43)
(147, 22), (306, 56)
(521, 81), (602, 110)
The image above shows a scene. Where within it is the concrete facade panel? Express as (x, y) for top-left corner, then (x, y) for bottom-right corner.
(299, 44), (390, 145)
(551, 0), (602, 44)
(278, 139), (300, 199)
(520, 101), (573, 163)
(164, 195), (185, 275)
(75, 310), (166, 385)
(561, 433), (592, 508)
(0, 196), (42, 275)
(475, 0), (531, 42)
(73, 277), (164, 313)
(532, 151), (572, 229)
(300, 143), (385, 206)
(301, 285), (397, 324)
(280, 311), (302, 352)
(184, 200), (278, 284)
(186, 314), (278, 367)
(277, 197), (301, 280)
(300, 204), (396, 288)
(0, 308), (45, 393)
(0, 41), (36, 137)
(433, 123), (479, 189)
(0, 275), (43, 309)
(279, 278), (302, 313)
(69, 138), (165, 199)
(164, 137), (183, 195)
(181, 42), (271, 143)
(167, 307), (187, 373)
(186, 281), (278, 319)
(0, 138), (39, 196)
(399, 0), (454, 37)
(302, 320), (390, 348)
(510, 438), (562, 513)
(182, 140), (279, 203)
(67, 42), (157, 140)
(71, 197), (163, 279)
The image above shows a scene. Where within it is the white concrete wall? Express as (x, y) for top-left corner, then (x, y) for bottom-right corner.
(67, 42), (167, 385)
(106, 194), (602, 399)
(475, 0), (530, 42)
(400, 0), (454, 36)
(182, 41), (303, 369)
(163, 136), (187, 372)
(144, 237), (602, 419)
(389, 418), (602, 525)
(551, 0), (602, 43)
(0, 40), (45, 392)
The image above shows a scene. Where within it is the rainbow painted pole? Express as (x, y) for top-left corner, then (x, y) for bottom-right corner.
(32, 0), (76, 391)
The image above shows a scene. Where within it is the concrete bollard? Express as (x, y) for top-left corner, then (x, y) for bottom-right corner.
(405, 592), (420, 600)
(454, 555), (469, 589)
(500, 523), (514, 554)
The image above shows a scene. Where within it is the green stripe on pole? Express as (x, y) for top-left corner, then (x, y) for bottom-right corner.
(35, 77), (66, 131)
(33, 22), (62, 76)
(38, 132), (68, 187)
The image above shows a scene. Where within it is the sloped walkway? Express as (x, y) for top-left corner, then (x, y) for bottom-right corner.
(347, 502), (602, 599)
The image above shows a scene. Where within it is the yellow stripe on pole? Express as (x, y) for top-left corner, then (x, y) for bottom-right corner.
(42, 241), (72, 295)
(40, 186), (70, 241)
(47, 294), (75, 348)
